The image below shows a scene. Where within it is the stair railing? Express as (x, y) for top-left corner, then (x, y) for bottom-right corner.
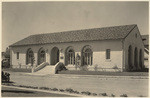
(33, 62), (49, 72)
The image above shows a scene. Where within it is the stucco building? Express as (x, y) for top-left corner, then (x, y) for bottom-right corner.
(9, 24), (144, 72)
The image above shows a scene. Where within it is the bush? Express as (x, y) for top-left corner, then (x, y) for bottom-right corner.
(74, 90), (80, 94)
(100, 93), (107, 96)
(120, 94), (128, 97)
(59, 89), (65, 92)
(65, 88), (74, 93)
(81, 91), (91, 95)
(111, 94), (115, 97)
(39, 87), (49, 90)
(51, 88), (58, 91)
(92, 93), (97, 96)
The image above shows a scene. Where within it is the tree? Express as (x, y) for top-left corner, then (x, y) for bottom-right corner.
(4, 47), (10, 58)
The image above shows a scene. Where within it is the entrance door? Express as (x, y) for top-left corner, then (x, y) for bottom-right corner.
(51, 47), (59, 65)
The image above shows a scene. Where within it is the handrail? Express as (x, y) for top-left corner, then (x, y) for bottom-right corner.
(34, 62), (49, 72)
(144, 48), (149, 54)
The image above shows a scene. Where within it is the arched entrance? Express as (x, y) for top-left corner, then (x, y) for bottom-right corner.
(139, 49), (143, 69)
(26, 48), (34, 65)
(82, 45), (93, 66)
(51, 47), (59, 65)
(128, 45), (132, 70)
(38, 48), (46, 65)
(134, 47), (138, 69)
(65, 46), (75, 65)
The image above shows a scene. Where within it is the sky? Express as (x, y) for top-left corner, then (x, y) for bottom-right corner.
(2, 1), (149, 52)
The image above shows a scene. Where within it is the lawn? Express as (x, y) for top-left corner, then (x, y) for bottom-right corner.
(8, 71), (148, 97)
(2, 68), (31, 73)
(58, 70), (149, 76)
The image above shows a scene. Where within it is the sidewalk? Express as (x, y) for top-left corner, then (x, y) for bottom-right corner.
(23, 72), (148, 79)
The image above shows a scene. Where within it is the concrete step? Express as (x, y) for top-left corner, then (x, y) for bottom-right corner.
(34, 65), (55, 75)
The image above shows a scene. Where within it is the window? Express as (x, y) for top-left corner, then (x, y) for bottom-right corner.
(135, 33), (137, 38)
(82, 46), (93, 66)
(17, 52), (19, 59)
(106, 49), (110, 59)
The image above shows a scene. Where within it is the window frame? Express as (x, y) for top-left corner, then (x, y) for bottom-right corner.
(17, 52), (19, 59)
(106, 49), (111, 60)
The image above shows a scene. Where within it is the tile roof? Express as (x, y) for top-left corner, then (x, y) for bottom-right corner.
(10, 24), (137, 47)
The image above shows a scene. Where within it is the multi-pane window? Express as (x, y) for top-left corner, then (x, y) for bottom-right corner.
(106, 49), (110, 59)
(27, 49), (34, 64)
(83, 48), (92, 65)
(68, 49), (75, 64)
(40, 50), (45, 58)
(17, 52), (19, 59)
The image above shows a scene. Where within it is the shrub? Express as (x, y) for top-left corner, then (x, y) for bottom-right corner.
(74, 90), (80, 94)
(120, 94), (128, 97)
(100, 93), (107, 96)
(81, 91), (91, 95)
(111, 94), (115, 97)
(59, 89), (65, 92)
(51, 88), (58, 91)
(65, 88), (74, 93)
(94, 64), (98, 71)
(92, 93), (97, 96)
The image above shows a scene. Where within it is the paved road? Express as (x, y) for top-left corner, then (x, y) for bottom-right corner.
(2, 86), (75, 97)
(7, 72), (149, 97)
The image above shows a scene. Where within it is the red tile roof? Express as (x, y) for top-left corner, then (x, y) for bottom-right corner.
(10, 24), (137, 47)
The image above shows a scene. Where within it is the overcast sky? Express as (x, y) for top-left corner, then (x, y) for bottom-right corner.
(2, 1), (149, 51)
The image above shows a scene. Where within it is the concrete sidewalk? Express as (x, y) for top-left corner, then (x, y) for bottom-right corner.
(23, 72), (148, 79)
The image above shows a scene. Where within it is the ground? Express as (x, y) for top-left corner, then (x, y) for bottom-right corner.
(2, 86), (75, 97)
(2, 71), (148, 97)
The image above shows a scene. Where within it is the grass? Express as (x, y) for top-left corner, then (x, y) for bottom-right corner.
(2, 68), (31, 73)
(58, 70), (148, 76)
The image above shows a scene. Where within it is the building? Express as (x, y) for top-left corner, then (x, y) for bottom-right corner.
(9, 24), (144, 72)
(142, 35), (149, 68)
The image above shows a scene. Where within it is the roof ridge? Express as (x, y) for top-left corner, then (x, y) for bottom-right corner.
(30, 24), (137, 36)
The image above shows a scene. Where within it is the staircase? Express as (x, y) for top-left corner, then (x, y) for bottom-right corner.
(32, 62), (66, 75)
(32, 62), (56, 75)
(34, 65), (55, 74)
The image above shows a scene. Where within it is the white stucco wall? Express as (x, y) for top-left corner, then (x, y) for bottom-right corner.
(123, 26), (145, 71)
(10, 39), (123, 71)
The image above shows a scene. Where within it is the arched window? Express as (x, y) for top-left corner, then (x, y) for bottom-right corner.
(139, 49), (143, 69)
(128, 45), (132, 70)
(26, 48), (34, 65)
(134, 47), (138, 69)
(65, 46), (75, 65)
(38, 48), (46, 65)
(82, 45), (93, 66)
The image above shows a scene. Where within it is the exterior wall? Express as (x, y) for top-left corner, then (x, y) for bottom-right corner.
(10, 40), (123, 71)
(123, 26), (145, 71)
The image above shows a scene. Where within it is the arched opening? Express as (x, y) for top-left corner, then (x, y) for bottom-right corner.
(65, 46), (75, 65)
(128, 45), (132, 70)
(82, 45), (93, 66)
(26, 48), (34, 65)
(134, 47), (138, 69)
(38, 48), (46, 65)
(51, 47), (59, 65)
(139, 49), (143, 69)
